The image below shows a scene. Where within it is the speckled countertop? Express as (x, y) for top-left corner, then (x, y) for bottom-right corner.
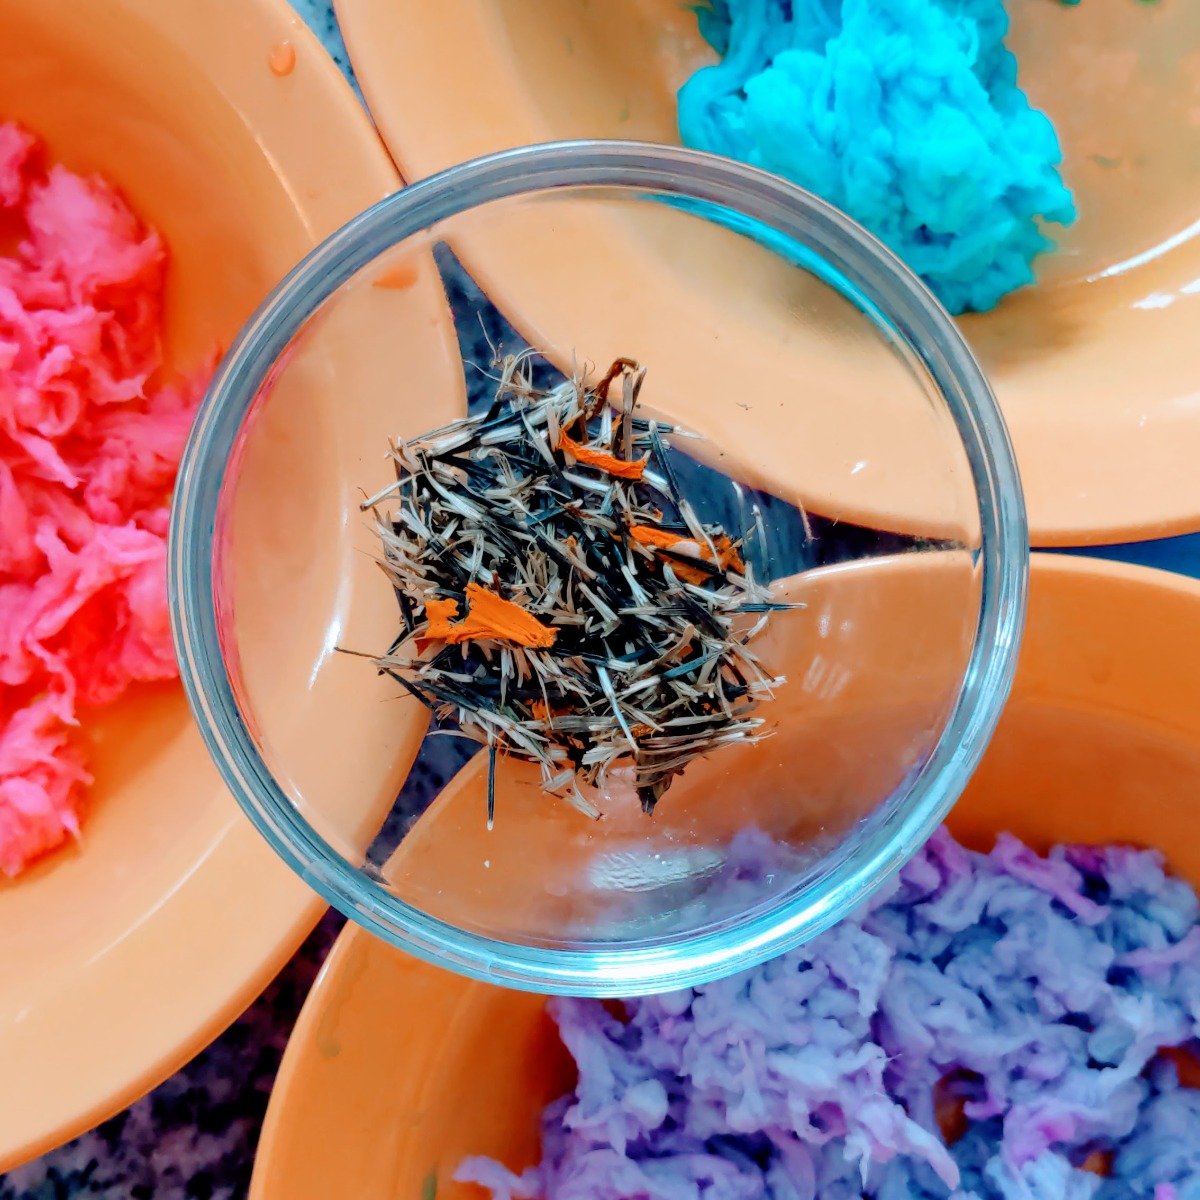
(0, 6), (422, 1198)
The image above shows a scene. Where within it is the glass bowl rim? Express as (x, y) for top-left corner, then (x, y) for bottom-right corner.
(168, 138), (1029, 996)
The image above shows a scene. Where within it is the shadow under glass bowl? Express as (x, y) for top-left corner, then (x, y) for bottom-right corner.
(169, 140), (1028, 996)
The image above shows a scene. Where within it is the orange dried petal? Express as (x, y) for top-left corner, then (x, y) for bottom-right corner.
(558, 431), (646, 480)
(425, 584), (557, 649)
(628, 525), (680, 552)
(423, 597), (462, 640)
(628, 524), (743, 584)
(711, 533), (745, 574)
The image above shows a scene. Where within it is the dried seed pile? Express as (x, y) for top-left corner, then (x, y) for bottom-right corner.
(361, 353), (794, 824)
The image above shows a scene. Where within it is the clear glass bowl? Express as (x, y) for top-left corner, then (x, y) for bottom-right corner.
(169, 141), (1028, 996)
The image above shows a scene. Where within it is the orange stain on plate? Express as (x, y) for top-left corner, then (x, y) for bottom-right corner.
(268, 40), (296, 77)
(372, 261), (421, 291)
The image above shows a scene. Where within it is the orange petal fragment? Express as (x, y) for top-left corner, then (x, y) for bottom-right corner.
(628, 525), (744, 584)
(711, 533), (745, 575)
(423, 597), (462, 640)
(423, 584), (557, 649)
(558, 431), (646, 480)
(628, 525), (683, 552)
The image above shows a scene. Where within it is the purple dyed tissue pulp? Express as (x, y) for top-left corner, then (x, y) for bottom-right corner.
(458, 830), (1200, 1199)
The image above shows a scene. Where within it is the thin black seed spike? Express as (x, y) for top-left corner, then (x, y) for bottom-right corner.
(487, 743), (497, 831)
(658, 548), (725, 580)
(648, 423), (684, 507)
(383, 669), (436, 711)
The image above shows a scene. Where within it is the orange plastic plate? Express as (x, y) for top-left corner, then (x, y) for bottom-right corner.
(250, 553), (1200, 1198)
(0, 0), (460, 1169)
(337, 0), (1200, 546)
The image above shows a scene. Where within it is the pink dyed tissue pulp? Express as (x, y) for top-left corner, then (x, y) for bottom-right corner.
(0, 122), (208, 878)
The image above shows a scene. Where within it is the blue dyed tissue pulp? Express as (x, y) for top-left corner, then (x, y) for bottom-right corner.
(677, 0), (1078, 315)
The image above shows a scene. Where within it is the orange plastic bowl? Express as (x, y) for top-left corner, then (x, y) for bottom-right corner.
(0, 0), (459, 1170)
(249, 552), (1200, 1199)
(335, 0), (1200, 548)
